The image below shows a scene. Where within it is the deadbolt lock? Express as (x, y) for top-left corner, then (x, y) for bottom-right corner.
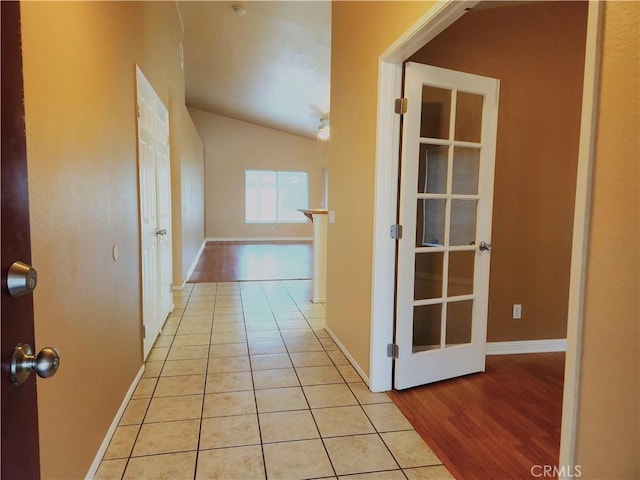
(7, 261), (38, 297)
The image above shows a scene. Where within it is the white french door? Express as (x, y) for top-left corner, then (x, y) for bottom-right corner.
(136, 66), (173, 359)
(394, 62), (500, 390)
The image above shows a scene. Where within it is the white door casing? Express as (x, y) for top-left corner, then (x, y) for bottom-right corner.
(394, 62), (499, 389)
(136, 66), (172, 359)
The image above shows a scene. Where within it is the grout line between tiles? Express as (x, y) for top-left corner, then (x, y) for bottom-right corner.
(190, 281), (216, 480)
(241, 282), (269, 480)
(278, 282), (338, 479)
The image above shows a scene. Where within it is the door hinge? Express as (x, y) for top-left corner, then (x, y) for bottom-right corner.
(143, 324), (147, 338)
(390, 224), (403, 240)
(387, 343), (399, 359)
(395, 98), (408, 115)
(136, 104), (141, 118)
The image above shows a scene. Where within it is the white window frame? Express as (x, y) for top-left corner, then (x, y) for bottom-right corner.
(245, 169), (309, 224)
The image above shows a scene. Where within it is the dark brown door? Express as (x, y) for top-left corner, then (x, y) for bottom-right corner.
(1, 2), (41, 478)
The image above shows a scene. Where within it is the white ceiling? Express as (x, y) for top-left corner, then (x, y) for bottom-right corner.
(177, 1), (332, 139)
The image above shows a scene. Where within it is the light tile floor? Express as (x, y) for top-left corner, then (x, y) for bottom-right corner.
(95, 280), (454, 480)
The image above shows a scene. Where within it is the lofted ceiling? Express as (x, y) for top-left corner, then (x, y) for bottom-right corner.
(177, 1), (332, 140)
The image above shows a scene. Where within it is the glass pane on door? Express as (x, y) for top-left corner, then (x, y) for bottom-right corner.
(448, 250), (475, 296)
(454, 92), (483, 143)
(414, 252), (444, 300)
(450, 200), (477, 246)
(413, 304), (442, 353)
(418, 144), (448, 194)
(452, 147), (480, 195)
(416, 199), (446, 247)
(445, 300), (473, 347)
(420, 86), (451, 139)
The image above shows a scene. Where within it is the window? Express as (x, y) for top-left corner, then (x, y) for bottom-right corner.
(245, 170), (308, 223)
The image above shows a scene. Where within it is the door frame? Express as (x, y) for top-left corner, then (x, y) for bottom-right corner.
(369, 0), (603, 472)
(135, 65), (173, 359)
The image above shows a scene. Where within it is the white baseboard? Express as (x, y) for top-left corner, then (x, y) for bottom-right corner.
(487, 339), (567, 355)
(324, 326), (371, 387)
(85, 365), (145, 480)
(205, 237), (313, 242)
(172, 239), (207, 290)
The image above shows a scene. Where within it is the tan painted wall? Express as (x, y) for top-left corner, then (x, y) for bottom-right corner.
(327, 0), (435, 377)
(189, 108), (328, 239)
(410, 1), (587, 341)
(574, 2), (639, 477)
(20, 1), (203, 477)
(178, 105), (205, 283)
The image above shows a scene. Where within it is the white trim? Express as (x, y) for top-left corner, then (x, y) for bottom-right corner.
(325, 325), (371, 387)
(559, 2), (603, 475)
(172, 238), (207, 290)
(369, 61), (402, 393)
(85, 366), (145, 480)
(382, 0), (479, 63)
(487, 339), (567, 355)
(206, 237), (313, 242)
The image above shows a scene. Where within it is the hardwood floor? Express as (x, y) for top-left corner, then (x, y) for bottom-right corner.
(389, 353), (565, 480)
(189, 241), (313, 282)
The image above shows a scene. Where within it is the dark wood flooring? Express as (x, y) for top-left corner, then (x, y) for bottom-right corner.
(188, 240), (313, 283)
(389, 353), (565, 480)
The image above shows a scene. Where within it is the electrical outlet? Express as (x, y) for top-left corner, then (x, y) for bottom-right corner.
(513, 304), (522, 319)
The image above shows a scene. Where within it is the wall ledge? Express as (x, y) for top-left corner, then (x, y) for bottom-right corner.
(487, 339), (567, 355)
(85, 365), (145, 479)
